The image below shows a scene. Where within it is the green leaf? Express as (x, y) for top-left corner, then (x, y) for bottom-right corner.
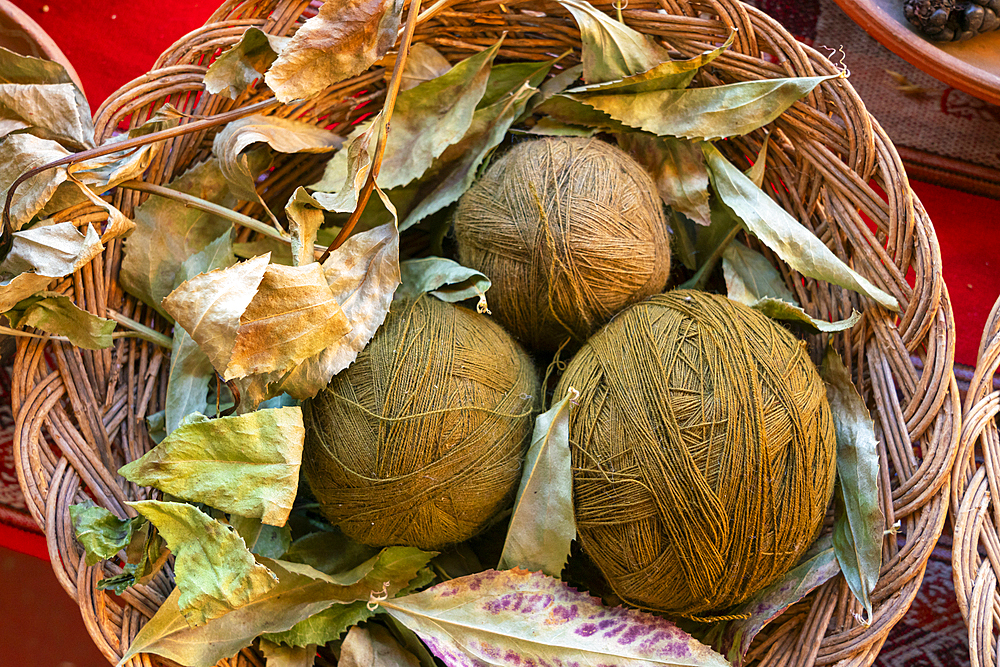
(722, 241), (798, 304)
(120, 407), (305, 526)
(120, 158), (238, 317)
(230, 515), (293, 559)
(261, 639), (317, 667)
(205, 28), (287, 100)
(380, 40), (504, 191)
(262, 602), (373, 647)
(5, 292), (115, 349)
(567, 31), (736, 94)
(397, 43), (453, 91)
(382, 569), (729, 667)
(69, 502), (146, 566)
(398, 84), (538, 230)
(703, 143), (899, 311)
(398, 257), (490, 310)
(340, 624), (420, 667)
(821, 347), (884, 626)
(1, 221), (103, 278)
(618, 133), (711, 226)
(284, 529), (381, 576)
(265, 0), (404, 103)
(498, 387), (577, 577)
(128, 500), (279, 626)
(708, 537), (840, 666)
(556, 0), (671, 84)
(97, 521), (170, 595)
(165, 232), (236, 434)
(0, 134), (72, 229)
(479, 60), (555, 109)
(569, 75), (840, 140)
(213, 115), (342, 224)
(119, 547), (434, 667)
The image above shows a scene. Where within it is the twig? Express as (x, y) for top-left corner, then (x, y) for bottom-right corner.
(1, 98), (280, 261)
(105, 309), (173, 349)
(318, 0), (424, 264)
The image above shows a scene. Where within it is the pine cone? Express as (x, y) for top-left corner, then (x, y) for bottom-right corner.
(903, 0), (1000, 40)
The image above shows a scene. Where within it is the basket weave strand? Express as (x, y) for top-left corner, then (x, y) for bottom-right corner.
(11, 1), (959, 666)
(952, 294), (1000, 667)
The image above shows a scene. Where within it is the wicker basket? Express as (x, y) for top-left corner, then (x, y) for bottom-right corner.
(12, 1), (960, 665)
(952, 295), (1000, 667)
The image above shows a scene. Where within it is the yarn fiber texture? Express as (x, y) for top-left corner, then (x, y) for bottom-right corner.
(556, 290), (836, 616)
(454, 137), (671, 353)
(302, 295), (539, 550)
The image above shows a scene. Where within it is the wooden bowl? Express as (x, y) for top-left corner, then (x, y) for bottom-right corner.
(832, 0), (1000, 105)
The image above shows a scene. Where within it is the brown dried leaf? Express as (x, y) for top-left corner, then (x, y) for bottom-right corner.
(340, 624), (420, 667)
(617, 133), (711, 226)
(161, 254), (270, 377)
(278, 215), (400, 399)
(205, 28), (289, 100)
(265, 0), (404, 103)
(0, 272), (52, 313)
(224, 262), (351, 380)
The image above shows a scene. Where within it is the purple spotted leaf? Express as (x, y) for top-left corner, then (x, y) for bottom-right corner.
(707, 537), (840, 666)
(381, 569), (728, 667)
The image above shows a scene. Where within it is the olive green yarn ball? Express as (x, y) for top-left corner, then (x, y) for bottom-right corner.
(555, 290), (837, 616)
(454, 137), (671, 353)
(302, 295), (539, 550)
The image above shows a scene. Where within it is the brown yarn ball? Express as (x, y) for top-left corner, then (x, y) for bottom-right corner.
(302, 295), (539, 550)
(454, 137), (671, 352)
(556, 290), (836, 616)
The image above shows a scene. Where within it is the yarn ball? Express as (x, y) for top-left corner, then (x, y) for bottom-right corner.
(302, 295), (539, 550)
(556, 290), (836, 616)
(453, 137), (671, 352)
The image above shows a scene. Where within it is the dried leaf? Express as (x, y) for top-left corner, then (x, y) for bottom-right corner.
(309, 111), (385, 210)
(341, 624), (420, 667)
(382, 569), (729, 667)
(121, 158), (238, 316)
(569, 75), (840, 140)
(533, 95), (629, 134)
(618, 133), (711, 226)
(67, 178), (136, 242)
(722, 241), (798, 304)
(232, 516), (293, 559)
(524, 117), (596, 137)
(397, 257), (490, 310)
(0, 272), (51, 312)
(821, 347), (884, 625)
(0, 133), (72, 229)
(69, 106), (182, 191)
(224, 262), (351, 381)
(397, 43), (453, 91)
(165, 233), (236, 434)
(567, 31), (736, 94)
(129, 500), (279, 627)
(97, 520), (170, 595)
(284, 530), (381, 576)
(1, 221), (103, 277)
(750, 298), (861, 333)
(205, 28), (288, 100)
(70, 502), (146, 566)
(286, 187), (325, 266)
(261, 639), (317, 667)
(479, 60), (554, 109)
(120, 407), (305, 526)
(213, 115), (342, 222)
(265, 0), (404, 103)
(556, 0), (671, 84)
(709, 537), (840, 665)
(5, 292), (115, 349)
(745, 134), (770, 189)
(0, 48), (93, 149)
(499, 387), (578, 577)
(162, 253), (270, 377)
(279, 217), (400, 399)
(119, 548), (434, 667)
(703, 143), (899, 311)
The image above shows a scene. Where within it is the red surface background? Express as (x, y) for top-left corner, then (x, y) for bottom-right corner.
(8, 0), (1000, 367)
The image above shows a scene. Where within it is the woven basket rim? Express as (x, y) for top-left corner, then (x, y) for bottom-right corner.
(10, 1), (961, 665)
